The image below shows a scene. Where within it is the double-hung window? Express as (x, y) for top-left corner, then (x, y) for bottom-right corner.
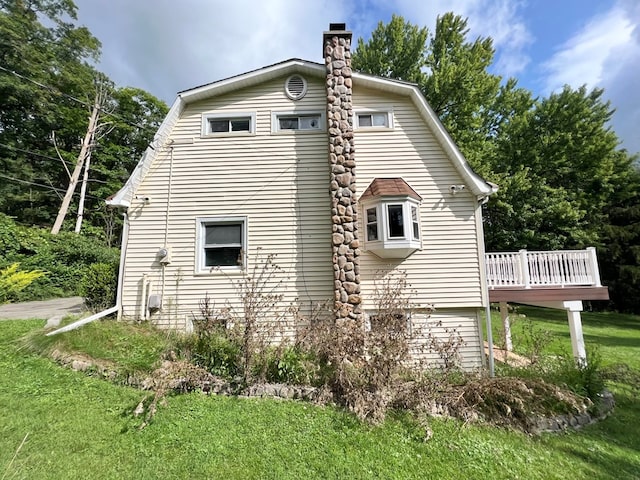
(196, 216), (247, 272)
(202, 112), (256, 136)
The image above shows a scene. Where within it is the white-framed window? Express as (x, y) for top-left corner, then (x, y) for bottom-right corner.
(196, 216), (247, 273)
(271, 111), (325, 133)
(387, 204), (405, 238)
(202, 112), (256, 137)
(366, 206), (379, 241)
(355, 110), (393, 129)
(362, 199), (422, 258)
(411, 205), (420, 240)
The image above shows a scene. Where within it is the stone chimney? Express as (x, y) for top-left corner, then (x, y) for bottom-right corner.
(324, 23), (361, 323)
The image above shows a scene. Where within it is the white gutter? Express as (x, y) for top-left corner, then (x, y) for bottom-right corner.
(47, 212), (130, 336)
(46, 306), (119, 336)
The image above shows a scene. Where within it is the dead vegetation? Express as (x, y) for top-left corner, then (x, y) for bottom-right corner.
(30, 256), (610, 435)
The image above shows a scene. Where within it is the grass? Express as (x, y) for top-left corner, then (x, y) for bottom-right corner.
(1, 313), (639, 479)
(22, 317), (174, 376)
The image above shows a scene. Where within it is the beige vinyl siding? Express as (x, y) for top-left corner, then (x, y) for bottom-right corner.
(354, 87), (484, 310)
(405, 308), (483, 370)
(121, 75), (333, 330)
(119, 74), (487, 369)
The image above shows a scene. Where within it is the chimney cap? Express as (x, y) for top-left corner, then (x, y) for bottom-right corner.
(323, 22), (352, 51)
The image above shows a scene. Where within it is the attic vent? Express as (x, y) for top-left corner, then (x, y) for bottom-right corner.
(285, 75), (307, 100)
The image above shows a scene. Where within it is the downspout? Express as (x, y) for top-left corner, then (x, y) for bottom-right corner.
(47, 211), (130, 336)
(116, 211), (130, 320)
(160, 143), (175, 305)
(476, 193), (495, 377)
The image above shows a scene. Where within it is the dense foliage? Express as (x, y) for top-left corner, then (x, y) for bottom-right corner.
(353, 13), (640, 312)
(0, 0), (167, 241)
(0, 213), (118, 301)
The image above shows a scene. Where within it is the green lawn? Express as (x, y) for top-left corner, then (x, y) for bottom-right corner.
(486, 305), (640, 370)
(1, 316), (639, 479)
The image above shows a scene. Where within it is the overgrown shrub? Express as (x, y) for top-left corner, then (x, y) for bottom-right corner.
(81, 262), (118, 311)
(0, 263), (46, 304)
(296, 270), (435, 423)
(261, 345), (320, 385)
(497, 347), (605, 408)
(183, 295), (242, 378)
(0, 214), (119, 300)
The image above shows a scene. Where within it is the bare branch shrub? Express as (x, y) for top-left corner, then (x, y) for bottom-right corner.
(298, 269), (427, 423)
(227, 250), (287, 383)
(425, 320), (466, 372)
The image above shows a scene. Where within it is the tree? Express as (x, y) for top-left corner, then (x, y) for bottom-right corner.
(0, 0), (101, 225)
(0, 0), (167, 241)
(598, 161), (640, 312)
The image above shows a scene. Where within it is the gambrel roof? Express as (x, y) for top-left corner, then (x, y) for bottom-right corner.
(106, 59), (496, 208)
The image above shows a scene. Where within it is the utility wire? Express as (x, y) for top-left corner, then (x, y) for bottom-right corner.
(0, 65), (161, 135)
(0, 142), (75, 168)
(0, 173), (104, 200)
(0, 143), (112, 182)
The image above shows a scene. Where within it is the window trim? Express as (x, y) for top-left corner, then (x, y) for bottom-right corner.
(201, 111), (256, 137)
(271, 110), (325, 134)
(195, 216), (247, 274)
(354, 109), (394, 130)
(365, 206), (380, 241)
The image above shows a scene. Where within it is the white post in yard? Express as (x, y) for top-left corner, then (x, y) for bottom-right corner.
(500, 302), (513, 351)
(565, 300), (587, 366)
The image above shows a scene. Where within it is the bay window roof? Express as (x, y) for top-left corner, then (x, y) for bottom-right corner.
(360, 178), (422, 203)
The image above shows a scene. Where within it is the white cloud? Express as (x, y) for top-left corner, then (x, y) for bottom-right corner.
(541, 4), (634, 92)
(541, 1), (640, 153)
(76, 0), (342, 103)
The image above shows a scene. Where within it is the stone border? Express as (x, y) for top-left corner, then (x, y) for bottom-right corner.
(528, 390), (615, 434)
(55, 351), (616, 434)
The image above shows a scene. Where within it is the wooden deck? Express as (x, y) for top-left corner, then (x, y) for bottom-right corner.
(484, 248), (609, 365)
(485, 248), (609, 303)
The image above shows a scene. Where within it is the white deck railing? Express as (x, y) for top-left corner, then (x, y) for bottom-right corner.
(485, 248), (602, 289)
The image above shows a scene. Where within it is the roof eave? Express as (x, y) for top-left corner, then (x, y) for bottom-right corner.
(179, 59), (325, 105)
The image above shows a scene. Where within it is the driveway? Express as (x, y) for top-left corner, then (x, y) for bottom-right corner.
(0, 297), (86, 327)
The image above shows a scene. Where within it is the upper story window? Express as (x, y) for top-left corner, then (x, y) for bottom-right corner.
(202, 112), (256, 137)
(272, 111), (325, 133)
(360, 178), (422, 259)
(196, 216), (247, 273)
(355, 110), (393, 129)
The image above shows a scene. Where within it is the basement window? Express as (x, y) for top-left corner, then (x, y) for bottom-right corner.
(272, 111), (325, 133)
(196, 216), (247, 272)
(202, 112), (256, 136)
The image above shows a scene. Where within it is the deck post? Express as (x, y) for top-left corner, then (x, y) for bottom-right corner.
(566, 303), (587, 366)
(587, 247), (602, 287)
(499, 302), (513, 351)
(518, 249), (530, 288)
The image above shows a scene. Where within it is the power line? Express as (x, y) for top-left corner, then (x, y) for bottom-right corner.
(0, 65), (161, 135)
(0, 173), (104, 201)
(0, 142), (75, 168)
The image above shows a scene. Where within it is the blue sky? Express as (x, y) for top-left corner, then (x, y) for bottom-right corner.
(75, 0), (639, 154)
